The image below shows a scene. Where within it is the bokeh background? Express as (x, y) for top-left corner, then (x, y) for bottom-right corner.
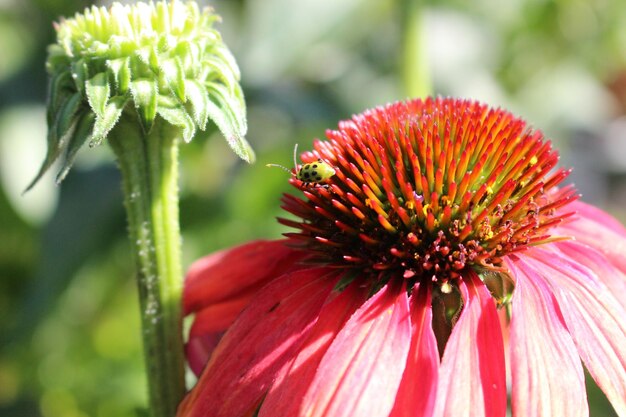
(1, 0), (625, 415)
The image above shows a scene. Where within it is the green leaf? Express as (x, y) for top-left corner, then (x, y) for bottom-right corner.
(91, 96), (129, 146)
(71, 59), (88, 96)
(24, 92), (84, 192)
(206, 82), (247, 135)
(184, 80), (209, 129)
(130, 79), (158, 132)
(176, 41), (199, 75)
(210, 44), (241, 81)
(136, 46), (159, 72)
(204, 83), (254, 163)
(157, 98), (195, 143)
(107, 57), (131, 94)
(202, 55), (239, 94)
(56, 112), (96, 184)
(160, 57), (186, 102)
(55, 93), (84, 141)
(46, 44), (69, 70)
(86, 72), (110, 117)
(46, 70), (74, 125)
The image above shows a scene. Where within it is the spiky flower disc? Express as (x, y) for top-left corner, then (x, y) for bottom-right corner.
(281, 97), (577, 291)
(30, 0), (252, 189)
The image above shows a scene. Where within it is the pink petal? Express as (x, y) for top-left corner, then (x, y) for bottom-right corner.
(523, 248), (626, 416)
(189, 293), (254, 336)
(433, 271), (506, 417)
(556, 200), (626, 275)
(570, 200), (626, 233)
(186, 332), (224, 376)
(258, 281), (369, 417)
(552, 240), (626, 306)
(177, 267), (338, 417)
(184, 240), (307, 314)
(389, 283), (439, 417)
(496, 307), (512, 391)
(506, 256), (588, 417)
(299, 282), (412, 417)
(186, 295), (254, 376)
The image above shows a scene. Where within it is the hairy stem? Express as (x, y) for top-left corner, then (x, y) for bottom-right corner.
(109, 115), (185, 417)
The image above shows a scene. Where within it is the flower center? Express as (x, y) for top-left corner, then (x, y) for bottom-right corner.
(280, 98), (576, 286)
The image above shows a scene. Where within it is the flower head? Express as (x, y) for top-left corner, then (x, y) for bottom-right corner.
(180, 98), (626, 417)
(29, 0), (251, 190)
(281, 98), (574, 284)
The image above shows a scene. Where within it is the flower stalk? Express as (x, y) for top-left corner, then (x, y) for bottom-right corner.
(32, 2), (253, 415)
(108, 116), (184, 417)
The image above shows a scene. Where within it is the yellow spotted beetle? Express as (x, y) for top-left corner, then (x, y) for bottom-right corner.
(266, 144), (335, 185)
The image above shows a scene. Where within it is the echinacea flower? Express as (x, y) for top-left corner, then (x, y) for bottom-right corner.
(29, 0), (251, 190)
(32, 2), (253, 415)
(179, 97), (626, 417)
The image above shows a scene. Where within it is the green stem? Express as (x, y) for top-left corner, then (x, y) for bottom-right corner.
(400, 0), (432, 97)
(109, 115), (185, 417)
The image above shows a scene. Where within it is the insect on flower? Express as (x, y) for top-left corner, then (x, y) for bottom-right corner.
(182, 98), (626, 417)
(266, 144), (335, 185)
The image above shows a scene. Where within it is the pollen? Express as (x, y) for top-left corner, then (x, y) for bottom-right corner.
(280, 98), (577, 285)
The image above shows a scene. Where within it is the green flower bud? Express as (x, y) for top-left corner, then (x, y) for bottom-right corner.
(29, 0), (252, 190)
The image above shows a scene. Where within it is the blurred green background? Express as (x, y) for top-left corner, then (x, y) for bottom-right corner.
(1, 0), (625, 415)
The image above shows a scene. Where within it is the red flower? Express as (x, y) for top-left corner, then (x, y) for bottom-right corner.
(178, 98), (626, 417)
